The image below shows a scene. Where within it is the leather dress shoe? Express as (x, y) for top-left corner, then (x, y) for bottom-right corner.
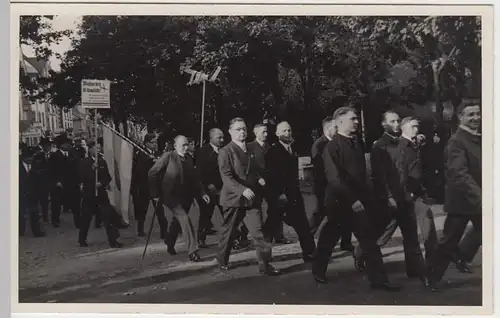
(198, 240), (209, 248)
(79, 241), (89, 247)
(165, 242), (177, 255)
(353, 256), (366, 273)
(313, 272), (329, 284)
(274, 237), (291, 244)
(110, 241), (124, 248)
(370, 282), (401, 292)
(189, 252), (201, 262)
(456, 260), (474, 274)
(259, 264), (282, 276)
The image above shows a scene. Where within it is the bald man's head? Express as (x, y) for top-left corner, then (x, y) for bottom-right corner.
(276, 121), (293, 144)
(209, 128), (224, 148)
(174, 135), (189, 156)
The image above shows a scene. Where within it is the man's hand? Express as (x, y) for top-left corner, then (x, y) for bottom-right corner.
(352, 200), (365, 213)
(278, 194), (288, 204)
(56, 182), (63, 188)
(258, 178), (266, 186)
(388, 197), (398, 210)
(202, 194), (210, 204)
(96, 182), (102, 188)
(152, 197), (160, 205)
(242, 188), (255, 200)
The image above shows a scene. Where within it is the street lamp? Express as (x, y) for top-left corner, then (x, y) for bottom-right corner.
(181, 66), (222, 146)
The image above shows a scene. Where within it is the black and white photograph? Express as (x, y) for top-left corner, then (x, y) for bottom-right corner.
(12, 2), (494, 316)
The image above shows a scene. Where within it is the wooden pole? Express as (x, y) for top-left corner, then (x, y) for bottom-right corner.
(200, 79), (206, 146)
(95, 108), (98, 197)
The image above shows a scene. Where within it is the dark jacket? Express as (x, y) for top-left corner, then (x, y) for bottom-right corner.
(148, 151), (205, 208)
(399, 136), (427, 200)
(247, 140), (269, 179)
(311, 135), (329, 193)
(30, 151), (51, 188)
(78, 154), (112, 204)
(19, 158), (34, 204)
(370, 132), (404, 203)
(265, 141), (303, 204)
(49, 149), (80, 188)
(443, 128), (482, 215)
(218, 141), (262, 208)
(323, 134), (369, 207)
(131, 149), (156, 199)
(195, 143), (223, 192)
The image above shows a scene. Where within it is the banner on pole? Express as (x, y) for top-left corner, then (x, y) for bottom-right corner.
(102, 125), (134, 224)
(81, 79), (111, 109)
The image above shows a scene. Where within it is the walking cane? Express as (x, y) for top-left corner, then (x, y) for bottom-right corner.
(141, 198), (160, 261)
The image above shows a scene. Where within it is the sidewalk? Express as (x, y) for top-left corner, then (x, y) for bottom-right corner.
(19, 204), (448, 303)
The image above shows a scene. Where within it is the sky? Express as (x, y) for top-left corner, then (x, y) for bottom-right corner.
(21, 16), (82, 72)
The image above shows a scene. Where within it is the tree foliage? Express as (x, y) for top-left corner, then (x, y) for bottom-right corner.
(30, 15), (481, 152)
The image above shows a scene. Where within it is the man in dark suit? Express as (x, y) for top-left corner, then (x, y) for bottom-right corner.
(30, 137), (53, 223)
(78, 141), (123, 248)
(48, 135), (81, 228)
(216, 117), (280, 276)
(131, 133), (170, 237)
(427, 100), (482, 290)
(19, 144), (45, 237)
(195, 128), (225, 247)
(264, 121), (316, 262)
(310, 116), (353, 251)
(149, 135), (210, 262)
(312, 107), (400, 291)
(248, 123), (289, 245)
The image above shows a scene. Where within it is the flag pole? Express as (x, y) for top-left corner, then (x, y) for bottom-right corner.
(101, 121), (156, 159)
(200, 79), (206, 146)
(95, 108), (98, 197)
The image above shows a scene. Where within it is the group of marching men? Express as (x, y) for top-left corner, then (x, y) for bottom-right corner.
(19, 136), (129, 247)
(19, 99), (481, 292)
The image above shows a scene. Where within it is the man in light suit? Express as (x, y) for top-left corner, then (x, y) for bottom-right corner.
(216, 117), (281, 276)
(149, 135), (210, 262)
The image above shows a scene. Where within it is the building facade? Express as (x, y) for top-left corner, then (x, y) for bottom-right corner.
(19, 52), (73, 146)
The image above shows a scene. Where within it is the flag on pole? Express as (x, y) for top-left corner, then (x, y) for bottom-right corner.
(102, 125), (134, 224)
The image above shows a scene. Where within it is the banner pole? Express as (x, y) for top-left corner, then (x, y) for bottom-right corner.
(200, 79), (206, 147)
(95, 108), (99, 197)
(101, 121), (156, 159)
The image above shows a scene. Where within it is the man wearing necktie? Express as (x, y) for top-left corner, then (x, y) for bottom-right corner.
(195, 128), (227, 247)
(30, 137), (53, 223)
(216, 117), (280, 276)
(149, 135), (210, 262)
(264, 121), (316, 262)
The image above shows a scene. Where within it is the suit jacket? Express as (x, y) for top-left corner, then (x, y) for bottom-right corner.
(370, 132), (405, 203)
(247, 140), (269, 179)
(49, 150), (80, 188)
(218, 141), (262, 208)
(30, 151), (51, 188)
(399, 137), (426, 200)
(444, 128), (482, 215)
(78, 154), (112, 204)
(311, 135), (329, 194)
(322, 134), (370, 207)
(195, 143), (223, 193)
(148, 151), (205, 208)
(19, 159), (34, 204)
(131, 150), (156, 199)
(265, 141), (303, 204)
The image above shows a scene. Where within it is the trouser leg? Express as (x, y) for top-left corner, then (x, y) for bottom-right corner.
(396, 201), (426, 277)
(50, 186), (63, 225)
(427, 215), (470, 282)
(99, 203), (120, 244)
(243, 207), (272, 264)
(414, 198), (438, 261)
(283, 201), (316, 257)
(198, 200), (215, 241)
(312, 211), (343, 275)
(309, 188), (326, 236)
(78, 200), (95, 243)
(217, 206), (246, 265)
(456, 216), (482, 262)
(170, 204), (198, 255)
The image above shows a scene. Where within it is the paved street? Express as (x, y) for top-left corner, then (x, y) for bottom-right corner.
(18, 188), (482, 305)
